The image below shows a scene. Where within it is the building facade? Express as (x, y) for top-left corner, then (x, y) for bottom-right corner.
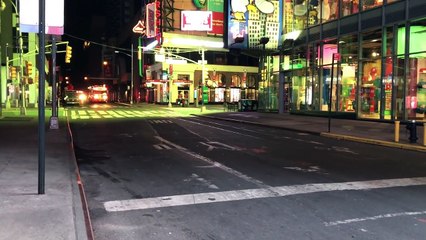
(263, 0), (426, 122)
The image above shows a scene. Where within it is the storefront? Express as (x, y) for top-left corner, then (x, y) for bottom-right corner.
(277, 0), (426, 122)
(145, 62), (258, 105)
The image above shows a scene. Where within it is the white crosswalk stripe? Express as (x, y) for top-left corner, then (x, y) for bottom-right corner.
(68, 109), (174, 120)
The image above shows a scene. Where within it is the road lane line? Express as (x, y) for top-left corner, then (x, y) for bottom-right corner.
(104, 177), (426, 212)
(154, 136), (268, 188)
(324, 210), (426, 226)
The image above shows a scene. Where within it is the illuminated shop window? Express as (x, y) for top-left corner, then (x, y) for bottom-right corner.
(359, 30), (382, 120)
(362, 0), (383, 11)
(319, 0), (339, 23)
(338, 34), (358, 113)
(341, 0), (359, 17)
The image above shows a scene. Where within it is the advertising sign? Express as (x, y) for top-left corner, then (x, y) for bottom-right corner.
(181, 11), (213, 31)
(207, 0), (224, 36)
(20, 0), (64, 35)
(227, 0), (283, 49)
(146, 3), (157, 38)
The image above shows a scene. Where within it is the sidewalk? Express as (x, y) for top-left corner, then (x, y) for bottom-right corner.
(161, 104), (426, 153)
(0, 108), (90, 240)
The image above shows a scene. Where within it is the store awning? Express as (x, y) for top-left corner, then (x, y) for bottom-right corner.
(162, 32), (228, 52)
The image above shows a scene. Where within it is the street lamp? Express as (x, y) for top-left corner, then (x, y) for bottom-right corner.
(114, 44), (134, 104)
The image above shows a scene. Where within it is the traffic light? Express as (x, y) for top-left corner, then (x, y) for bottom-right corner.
(65, 46), (72, 63)
(203, 68), (209, 80)
(25, 61), (33, 76)
(10, 66), (17, 80)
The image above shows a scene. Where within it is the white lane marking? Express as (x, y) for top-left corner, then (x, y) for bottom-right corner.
(325, 210), (426, 227)
(283, 166), (322, 173)
(184, 173), (219, 190)
(199, 141), (241, 151)
(154, 136), (268, 188)
(104, 177), (426, 212)
(177, 118), (261, 139)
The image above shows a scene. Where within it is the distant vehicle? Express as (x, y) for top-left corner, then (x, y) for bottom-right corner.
(62, 90), (87, 106)
(88, 85), (108, 103)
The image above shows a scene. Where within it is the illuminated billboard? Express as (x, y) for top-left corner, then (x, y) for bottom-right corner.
(227, 0), (283, 50)
(181, 11), (213, 31)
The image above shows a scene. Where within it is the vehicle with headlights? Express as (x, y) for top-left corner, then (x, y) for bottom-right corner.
(62, 90), (87, 106)
(88, 85), (108, 103)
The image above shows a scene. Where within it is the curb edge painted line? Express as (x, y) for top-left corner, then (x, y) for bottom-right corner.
(320, 132), (426, 153)
(66, 115), (95, 240)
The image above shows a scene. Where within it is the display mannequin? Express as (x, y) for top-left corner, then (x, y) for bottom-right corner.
(320, 0), (330, 22)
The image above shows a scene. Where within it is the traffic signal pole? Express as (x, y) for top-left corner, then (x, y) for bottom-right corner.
(49, 35), (59, 129)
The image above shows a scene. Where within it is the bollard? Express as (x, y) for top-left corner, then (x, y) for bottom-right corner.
(424, 123), (426, 147)
(394, 120), (400, 143)
(406, 120), (418, 143)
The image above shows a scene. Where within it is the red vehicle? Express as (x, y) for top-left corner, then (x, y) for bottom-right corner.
(88, 85), (108, 103)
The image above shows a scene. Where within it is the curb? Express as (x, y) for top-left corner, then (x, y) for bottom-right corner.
(66, 116), (95, 240)
(193, 114), (426, 153)
(321, 132), (426, 153)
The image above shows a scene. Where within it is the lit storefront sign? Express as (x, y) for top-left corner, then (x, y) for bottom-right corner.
(146, 2), (157, 38)
(181, 11), (213, 31)
(227, 0), (283, 49)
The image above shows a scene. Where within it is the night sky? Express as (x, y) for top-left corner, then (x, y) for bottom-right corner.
(63, 0), (107, 88)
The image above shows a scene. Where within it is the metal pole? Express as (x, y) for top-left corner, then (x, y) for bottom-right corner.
(201, 48), (206, 112)
(38, 0), (46, 195)
(5, 43), (9, 108)
(49, 35), (58, 129)
(0, 45), (2, 117)
(328, 55), (335, 133)
(17, 0), (25, 115)
(130, 43), (134, 104)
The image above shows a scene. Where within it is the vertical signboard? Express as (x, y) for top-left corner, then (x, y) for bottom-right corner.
(207, 0), (224, 36)
(146, 2), (156, 38)
(227, 0), (282, 49)
(20, 0), (64, 35)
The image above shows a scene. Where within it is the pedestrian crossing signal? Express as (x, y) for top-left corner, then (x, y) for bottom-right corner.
(65, 46), (72, 63)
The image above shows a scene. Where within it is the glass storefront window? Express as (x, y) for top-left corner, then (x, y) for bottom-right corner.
(341, 0), (359, 17)
(338, 34), (358, 112)
(362, 0), (383, 11)
(294, 0), (308, 30)
(319, 0), (339, 23)
(407, 19), (426, 120)
(292, 69), (307, 110)
(308, 0), (320, 26)
(382, 27), (394, 120)
(359, 30), (382, 119)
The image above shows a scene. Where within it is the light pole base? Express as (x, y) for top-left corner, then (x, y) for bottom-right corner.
(49, 116), (59, 130)
(201, 105), (206, 112)
(168, 102), (172, 108)
(20, 107), (26, 116)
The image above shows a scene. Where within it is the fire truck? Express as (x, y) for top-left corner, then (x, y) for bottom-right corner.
(88, 85), (108, 103)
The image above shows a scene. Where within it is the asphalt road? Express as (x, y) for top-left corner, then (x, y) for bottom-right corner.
(69, 105), (426, 240)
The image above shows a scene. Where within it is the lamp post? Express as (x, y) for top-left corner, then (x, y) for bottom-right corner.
(114, 44), (134, 104)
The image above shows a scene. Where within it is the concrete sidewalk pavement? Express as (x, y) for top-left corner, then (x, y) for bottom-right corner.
(0, 110), (91, 240)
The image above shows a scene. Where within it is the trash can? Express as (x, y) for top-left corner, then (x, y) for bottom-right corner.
(406, 120), (418, 143)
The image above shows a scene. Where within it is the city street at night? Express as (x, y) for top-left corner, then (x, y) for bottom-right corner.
(69, 104), (426, 240)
